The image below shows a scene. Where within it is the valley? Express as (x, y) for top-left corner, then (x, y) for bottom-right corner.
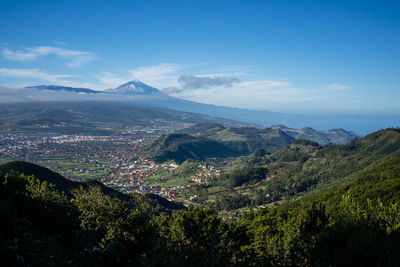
(0, 113), (389, 213)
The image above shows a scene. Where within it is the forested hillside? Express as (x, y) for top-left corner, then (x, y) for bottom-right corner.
(145, 133), (242, 163)
(146, 126), (294, 163)
(1, 149), (400, 266)
(187, 128), (400, 210)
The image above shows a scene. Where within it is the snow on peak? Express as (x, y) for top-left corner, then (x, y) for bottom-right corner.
(105, 80), (161, 95)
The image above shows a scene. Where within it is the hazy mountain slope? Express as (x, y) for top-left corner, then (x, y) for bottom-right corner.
(272, 125), (359, 145)
(119, 91), (399, 135)
(20, 80), (400, 134)
(0, 101), (247, 134)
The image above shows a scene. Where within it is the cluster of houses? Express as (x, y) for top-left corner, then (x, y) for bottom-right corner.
(1, 132), (225, 204)
(190, 164), (222, 183)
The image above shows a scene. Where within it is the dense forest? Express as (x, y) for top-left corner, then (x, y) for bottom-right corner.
(1, 156), (400, 266)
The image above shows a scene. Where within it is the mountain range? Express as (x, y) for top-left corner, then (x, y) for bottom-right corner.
(144, 123), (358, 164)
(179, 123), (358, 146)
(1, 82), (360, 139)
(23, 80), (400, 134)
(27, 80), (161, 95)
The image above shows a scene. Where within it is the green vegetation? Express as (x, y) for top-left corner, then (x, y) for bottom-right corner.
(145, 133), (241, 163)
(179, 123), (294, 154)
(2, 155), (400, 266)
(2, 128), (400, 265)
(196, 128), (400, 210)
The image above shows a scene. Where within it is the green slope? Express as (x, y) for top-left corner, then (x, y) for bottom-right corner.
(250, 128), (400, 203)
(146, 133), (242, 163)
(178, 123), (295, 154)
(287, 155), (400, 212)
(191, 128), (400, 210)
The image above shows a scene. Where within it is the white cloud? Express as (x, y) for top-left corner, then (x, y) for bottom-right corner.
(126, 63), (248, 89)
(3, 49), (37, 61)
(2, 46), (97, 67)
(0, 85), (138, 103)
(0, 68), (73, 83)
(326, 83), (352, 91)
(0, 68), (105, 90)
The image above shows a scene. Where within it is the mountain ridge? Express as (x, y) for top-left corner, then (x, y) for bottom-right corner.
(180, 123), (358, 145)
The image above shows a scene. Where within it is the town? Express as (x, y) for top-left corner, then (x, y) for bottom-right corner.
(0, 132), (222, 204)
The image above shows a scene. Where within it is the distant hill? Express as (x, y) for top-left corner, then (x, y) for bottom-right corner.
(179, 123), (295, 153)
(146, 134), (242, 163)
(179, 122), (356, 152)
(272, 125), (359, 145)
(0, 161), (184, 212)
(146, 124), (297, 163)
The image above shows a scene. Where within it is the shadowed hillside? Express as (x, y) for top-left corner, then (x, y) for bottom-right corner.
(146, 134), (242, 163)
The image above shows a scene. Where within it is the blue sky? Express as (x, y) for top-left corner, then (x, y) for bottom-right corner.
(0, 0), (399, 114)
